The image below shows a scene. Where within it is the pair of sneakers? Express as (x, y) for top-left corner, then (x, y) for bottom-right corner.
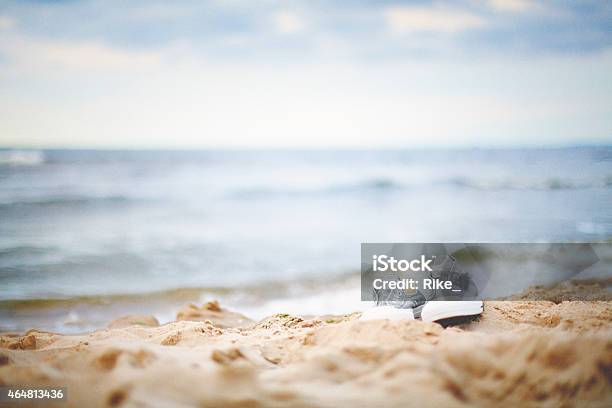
(361, 255), (483, 324)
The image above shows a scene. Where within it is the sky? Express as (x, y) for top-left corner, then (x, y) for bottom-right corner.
(0, 0), (611, 149)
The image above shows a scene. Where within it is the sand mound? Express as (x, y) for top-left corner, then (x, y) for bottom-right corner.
(176, 300), (253, 328)
(107, 315), (159, 329)
(434, 332), (612, 406)
(501, 278), (612, 303)
(1, 300), (611, 407)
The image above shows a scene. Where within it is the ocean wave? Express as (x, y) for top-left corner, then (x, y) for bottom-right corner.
(0, 150), (45, 166)
(229, 175), (612, 199)
(0, 194), (131, 209)
(0, 288), (209, 310)
(445, 176), (612, 191)
(229, 178), (403, 199)
(0, 245), (54, 258)
(0, 272), (359, 311)
(328, 178), (402, 192)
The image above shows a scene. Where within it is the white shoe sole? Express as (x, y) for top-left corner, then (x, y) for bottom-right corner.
(359, 305), (415, 321)
(421, 301), (483, 322)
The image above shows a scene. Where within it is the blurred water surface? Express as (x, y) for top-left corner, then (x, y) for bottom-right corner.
(1, 147), (611, 331)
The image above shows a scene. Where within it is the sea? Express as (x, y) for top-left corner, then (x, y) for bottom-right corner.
(1, 147), (611, 332)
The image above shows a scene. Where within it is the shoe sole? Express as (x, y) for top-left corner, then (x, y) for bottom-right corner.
(359, 305), (415, 321)
(421, 301), (484, 322)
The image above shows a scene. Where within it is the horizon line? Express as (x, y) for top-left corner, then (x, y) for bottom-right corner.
(1, 142), (611, 152)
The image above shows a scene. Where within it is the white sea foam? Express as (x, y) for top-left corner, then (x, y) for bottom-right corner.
(0, 150), (45, 166)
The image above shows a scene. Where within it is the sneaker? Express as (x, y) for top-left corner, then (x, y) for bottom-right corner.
(361, 254), (483, 323)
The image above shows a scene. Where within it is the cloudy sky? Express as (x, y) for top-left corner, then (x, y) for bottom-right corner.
(0, 0), (611, 148)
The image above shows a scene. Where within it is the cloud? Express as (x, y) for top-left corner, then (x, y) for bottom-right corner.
(272, 11), (306, 34)
(125, 3), (198, 20)
(4, 50), (611, 149)
(1, 1), (608, 61)
(0, 16), (15, 31)
(384, 5), (487, 34)
(0, 1), (611, 148)
(0, 35), (162, 74)
(487, 0), (540, 13)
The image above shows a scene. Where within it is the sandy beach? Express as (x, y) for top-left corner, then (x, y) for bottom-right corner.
(2, 0), (611, 406)
(1, 282), (611, 408)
